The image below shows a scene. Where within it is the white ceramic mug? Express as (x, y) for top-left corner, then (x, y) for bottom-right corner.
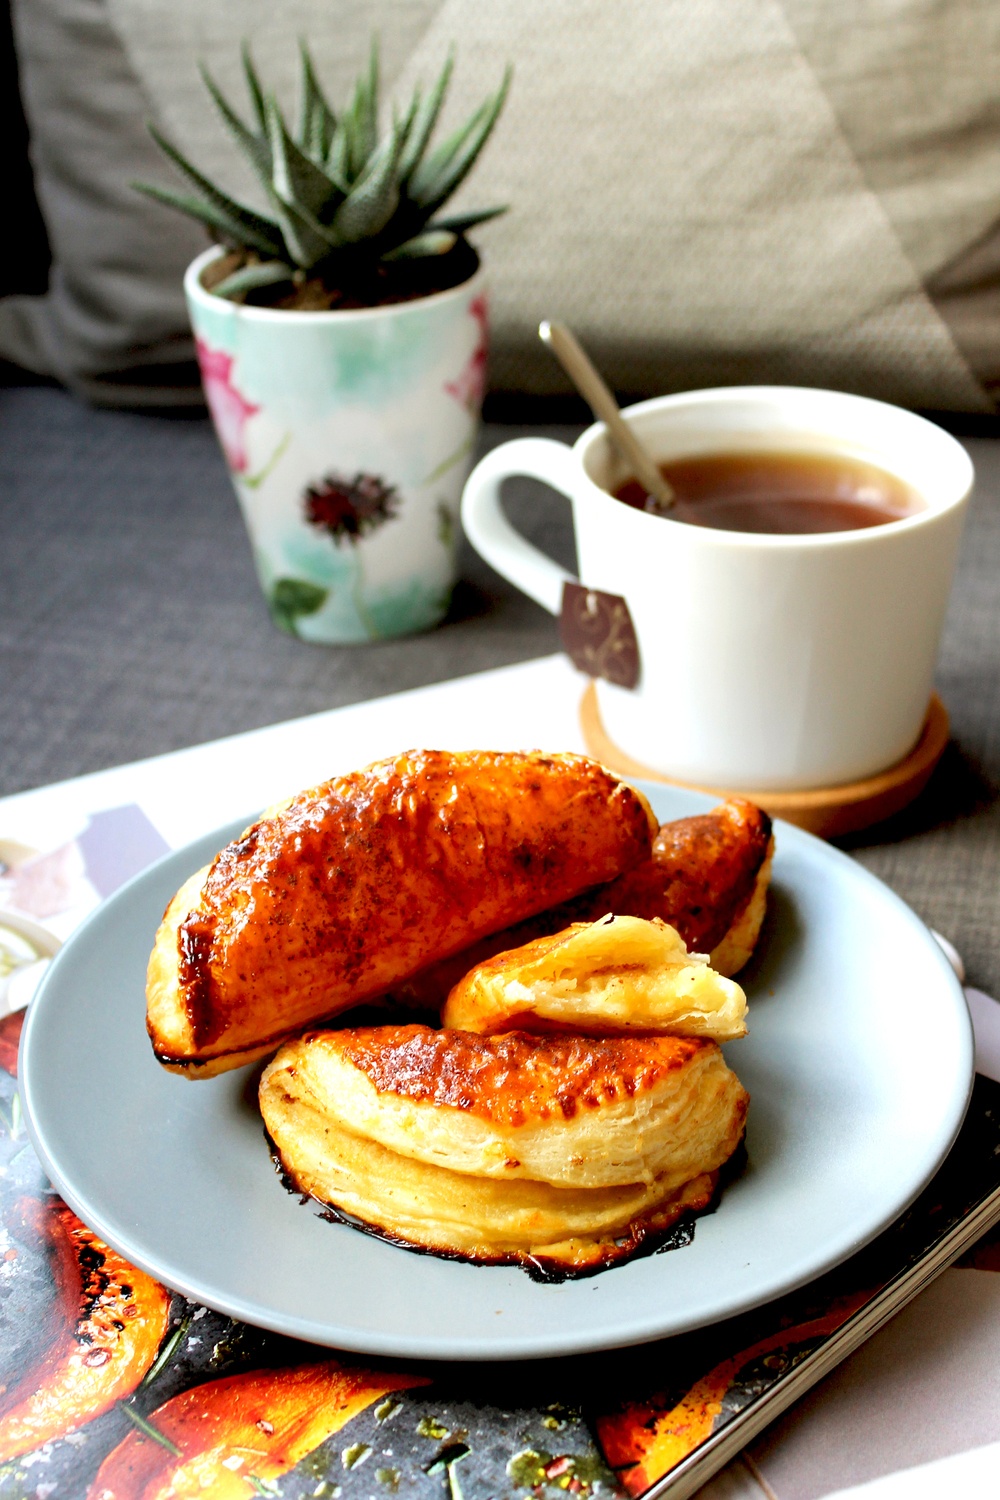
(461, 386), (973, 791)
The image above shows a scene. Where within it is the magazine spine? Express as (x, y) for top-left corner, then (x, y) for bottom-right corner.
(648, 1184), (1000, 1500)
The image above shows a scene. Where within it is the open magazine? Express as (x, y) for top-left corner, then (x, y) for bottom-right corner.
(1, 800), (999, 1499)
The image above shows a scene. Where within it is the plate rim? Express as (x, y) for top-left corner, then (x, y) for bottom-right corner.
(18, 790), (974, 1360)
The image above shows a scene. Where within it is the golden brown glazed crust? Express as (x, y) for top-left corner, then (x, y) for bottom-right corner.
(324, 1024), (707, 1128)
(584, 799), (772, 955)
(147, 750), (656, 1075)
(393, 799), (773, 1008)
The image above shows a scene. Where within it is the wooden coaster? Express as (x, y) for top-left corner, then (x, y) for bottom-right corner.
(580, 682), (950, 838)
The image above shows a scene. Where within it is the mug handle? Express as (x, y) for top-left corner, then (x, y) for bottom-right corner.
(461, 438), (579, 615)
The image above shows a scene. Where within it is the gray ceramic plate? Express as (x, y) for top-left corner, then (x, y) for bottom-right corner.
(19, 785), (973, 1361)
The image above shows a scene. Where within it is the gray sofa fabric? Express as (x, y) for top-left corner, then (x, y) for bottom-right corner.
(1, 0), (206, 403)
(4, 0), (1000, 408)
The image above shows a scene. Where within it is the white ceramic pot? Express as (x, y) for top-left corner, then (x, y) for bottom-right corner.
(184, 247), (488, 643)
(462, 387), (973, 792)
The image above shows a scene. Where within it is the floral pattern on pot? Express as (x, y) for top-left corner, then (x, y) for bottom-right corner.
(185, 248), (488, 644)
(194, 339), (259, 474)
(445, 294), (489, 412)
(302, 472), (400, 639)
(304, 473), (400, 543)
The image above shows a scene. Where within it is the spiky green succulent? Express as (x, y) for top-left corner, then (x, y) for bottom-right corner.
(136, 41), (510, 300)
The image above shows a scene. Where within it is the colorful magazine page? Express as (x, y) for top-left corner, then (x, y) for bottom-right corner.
(1, 1003), (998, 1500)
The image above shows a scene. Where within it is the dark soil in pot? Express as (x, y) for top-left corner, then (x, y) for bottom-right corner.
(201, 239), (480, 312)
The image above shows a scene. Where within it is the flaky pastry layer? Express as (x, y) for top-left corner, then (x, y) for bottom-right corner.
(261, 1031), (747, 1270)
(261, 1024), (748, 1193)
(441, 914), (747, 1041)
(709, 843), (773, 976)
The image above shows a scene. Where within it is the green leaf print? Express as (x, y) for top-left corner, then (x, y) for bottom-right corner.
(436, 500), (455, 550)
(269, 577), (329, 636)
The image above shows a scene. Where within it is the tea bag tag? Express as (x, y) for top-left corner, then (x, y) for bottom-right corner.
(559, 582), (640, 690)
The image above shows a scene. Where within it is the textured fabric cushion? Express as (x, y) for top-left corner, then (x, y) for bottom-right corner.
(0, 0), (207, 403)
(3, 0), (1000, 408)
(393, 0), (996, 410)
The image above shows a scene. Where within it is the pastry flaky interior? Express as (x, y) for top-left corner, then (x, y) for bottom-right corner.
(442, 914), (748, 1041)
(262, 913), (751, 1275)
(260, 1023), (749, 1276)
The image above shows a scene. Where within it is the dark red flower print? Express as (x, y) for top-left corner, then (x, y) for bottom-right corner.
(303, 472), (400, 545)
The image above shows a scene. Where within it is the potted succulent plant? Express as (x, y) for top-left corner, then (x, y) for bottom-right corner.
(138, 43), (509, 642)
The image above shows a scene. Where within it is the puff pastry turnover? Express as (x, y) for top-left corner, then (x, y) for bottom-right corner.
(442, 914), (747, 1041)
(591, 798), (774, 977)
(260, 1025), (748, 1273)
(147, 750), (656, 1078)
(391, 798), (773, 1010)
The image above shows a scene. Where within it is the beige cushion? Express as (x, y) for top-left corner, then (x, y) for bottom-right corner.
(0, 0), (206, 403)
(3, 0), (999, 409)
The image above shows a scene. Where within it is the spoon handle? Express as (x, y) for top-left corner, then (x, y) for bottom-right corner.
(539, 321), (675, 510)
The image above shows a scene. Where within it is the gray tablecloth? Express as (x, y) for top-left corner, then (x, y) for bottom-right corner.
(1, 386), (997, 990)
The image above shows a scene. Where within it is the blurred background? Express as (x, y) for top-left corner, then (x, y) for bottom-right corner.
(4, 0), (1000, 798)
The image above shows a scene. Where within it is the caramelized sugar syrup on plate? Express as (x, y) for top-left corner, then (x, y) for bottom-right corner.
(613, 449), (924, 534)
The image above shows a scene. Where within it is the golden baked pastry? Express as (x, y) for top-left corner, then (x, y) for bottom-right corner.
(260, 1026), (748, 1273)
(391, 798), (773, 1010)
(442, 914), (747, 1041)
(147, 750), (656, 1078)
(589, 798), (774, 976)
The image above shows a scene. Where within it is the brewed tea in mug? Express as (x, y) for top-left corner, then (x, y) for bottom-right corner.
(613, 450), (924, 535)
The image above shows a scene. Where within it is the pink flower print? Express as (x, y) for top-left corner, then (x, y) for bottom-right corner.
(196, 338), (259, 473)
(445, 292), (490, 412)
(469, 292), (488, 337)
